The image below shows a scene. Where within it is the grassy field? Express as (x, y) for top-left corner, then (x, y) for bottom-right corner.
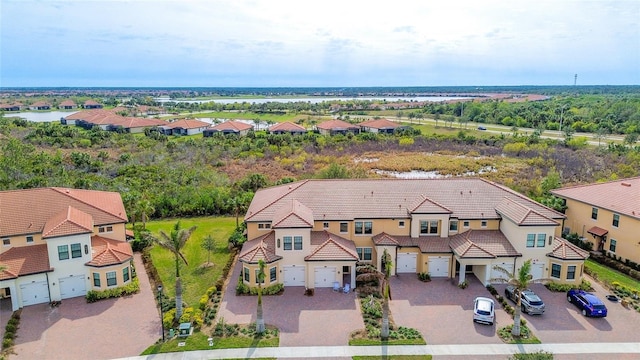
(146, 216), (237, 307)
(173, 110), (322, 124)
(140, 332), (278, 355)
(585, 258), (640, 290)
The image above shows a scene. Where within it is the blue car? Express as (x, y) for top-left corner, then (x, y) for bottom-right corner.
(567, 289), (607, 317)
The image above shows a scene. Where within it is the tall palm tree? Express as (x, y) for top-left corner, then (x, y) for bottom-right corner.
(381, 249), (393, 340)
(153, 221), (197, 320)
(138, 197), (155, 230)
(493, 259), (533, 337)
(256, 260), (266, 334)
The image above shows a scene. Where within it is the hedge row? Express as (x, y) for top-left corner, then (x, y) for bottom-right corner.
(86, 277), (140, 303)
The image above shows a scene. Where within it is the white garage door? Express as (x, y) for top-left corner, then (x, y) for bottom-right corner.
(314, 267), (336, 288)
(20, 281), (50, 306)
(283, 266), (305, 287)
(397, 253), (417, 273)
(530, 263), (544, 280)
(60, 275), (87, 299)
(491, 261), (514, 282)
(428, 257), (450, 277)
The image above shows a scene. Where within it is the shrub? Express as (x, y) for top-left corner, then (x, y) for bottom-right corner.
(418, 272), (431, 282)
(4, 323), (16, 334)
(486, 285), (498, 296)
(163, 308), (176, 329)
(458, 280), (469, 289)
(2, 338), (13, 350)
(199, 295), (209, 310)
(509, 350), (554, 360)
(86, 277), (140, 303)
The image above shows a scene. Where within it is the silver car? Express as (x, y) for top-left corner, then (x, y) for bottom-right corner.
(505, 285), (545, 315)
(473, 297), (495, 325)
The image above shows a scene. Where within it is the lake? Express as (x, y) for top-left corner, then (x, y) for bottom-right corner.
(5, 111), (76, 123)
(155, 96), (474, 104)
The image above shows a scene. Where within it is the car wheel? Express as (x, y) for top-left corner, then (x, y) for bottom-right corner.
(521, 305), (527, 313)
(582, 309), (587, 316)
(567, 295), (572, 303)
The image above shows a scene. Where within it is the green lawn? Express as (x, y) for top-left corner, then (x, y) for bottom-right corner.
(349, 338), (426, 346)
(145, 216), (237, 307)
(585, 258), (640, 290)
(354, 356), (432, 360)
(140, 332), (278, 355)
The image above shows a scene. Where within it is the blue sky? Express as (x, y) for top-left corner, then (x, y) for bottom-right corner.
(1, 0), (639, 87)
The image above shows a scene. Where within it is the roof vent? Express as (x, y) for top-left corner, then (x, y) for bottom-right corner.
(621, 182), (631, 187)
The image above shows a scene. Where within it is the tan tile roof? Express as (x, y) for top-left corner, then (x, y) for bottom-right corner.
(268, 122), (306, 132)
(449, 230), (520, 258)
(304, 231), (358, 261)
(372, 232), (400, 246)
(586, 226), (608, 237)
(246, 179), (563, 223)
(238, 231), (282, 264)
(551, 177), (640, 220)
(410, 195), (452, 214)
(272, 200), (314, 228)
(86, 235), (133, 267)
(359, 118), (399, 129)
(495, 197), (559, 226)
(317, 119), (360, 131)
(110, 117), (167, 129)
(163, 119), (211, 129)
(547, 237), (589, 260)
(84, 100), (102, 106)
(415, 238), (452, 253)
(31, 101), (51, 107)
(59, 100), (77, 106)
(0, 188), (127, 238)
(210, 120), (253, 132)
(0, 244), (52, 280)
(42, 206), (93, 239)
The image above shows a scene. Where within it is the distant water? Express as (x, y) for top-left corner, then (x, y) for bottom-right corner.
(7, 111), (76, 122)
(155, 96), (474, 104)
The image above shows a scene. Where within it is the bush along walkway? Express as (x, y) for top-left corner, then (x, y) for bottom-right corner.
(485, 285), (540, 344)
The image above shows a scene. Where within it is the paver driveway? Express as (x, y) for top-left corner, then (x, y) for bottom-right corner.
(11, 253), (160, 360)
(389, 274), (511, 345)
(217, 262), (363, 346)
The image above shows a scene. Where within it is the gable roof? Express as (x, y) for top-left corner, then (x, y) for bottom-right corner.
(272, 200), (314, 228)
(495, 197), (559, 226)
(210, 120), (253, 132)
(268, 122), (306, 132)
(238, 231), (282, 264)
(551, 177), (640, 220)
(162, 119), (211, 129)
(316, 119), (360, 131)
(0, 187), (127, 238)
(59, 100), (77, 106)
(449, 230), (521, 258)
(410, 194), (452, 214)
(42, 206), (93, 239)
(359, 118), (400, 129)
(86, 235), (134, 267)
(0, 244), (52, 280)
(547, 237), (589, 260)
(304, 231), (358, 261)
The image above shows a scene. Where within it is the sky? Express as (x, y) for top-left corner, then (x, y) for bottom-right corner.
(1, 0), (639, 87)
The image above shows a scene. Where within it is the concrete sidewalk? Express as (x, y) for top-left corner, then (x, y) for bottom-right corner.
(114, 342), (640, 360)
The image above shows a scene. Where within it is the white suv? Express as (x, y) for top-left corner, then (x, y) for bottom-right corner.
(473, 297), (495, 325)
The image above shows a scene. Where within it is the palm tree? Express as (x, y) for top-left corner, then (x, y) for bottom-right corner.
(256, 259), (266, 334)
(138, 197), (155, 230)
(492, 259), (534, 337)
(152, 221), (197, 320)
(381, 249), (393, 340)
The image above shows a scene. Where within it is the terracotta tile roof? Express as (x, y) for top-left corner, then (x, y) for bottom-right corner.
(31, 101), (51, 107)
(359, 118), (399, 129)
(415, 238), (452, 253)
(495, 197), (559, 226)
(547, 237), (589, 260)
(586, 226), (608, 237)
(239, 231), (281, 264)
(210, 120), (253, 132)
(372, 232), (400, 246)
(59, 100), (77, 106)
(246, 179), (563, 224)
(110, 117), (167, 129)
(271, 200), (314, 228)
(162, 119), (211, 129)
(84, 100), (102, 106)
(42, 206), (93, 239)
(304, 231), (358, 261)
(0, 188), (127, 238)
(86, 235), (133, 267)
(449, 230), (520, 258)
(551, 177), (640, 220)
(316, 119), (360, 131)
(410, 195), (452, 214)
(0, 244), (52, 280)
(268, 122), (306, 132)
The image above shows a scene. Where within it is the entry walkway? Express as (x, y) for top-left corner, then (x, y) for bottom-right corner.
(114, 342), (640, 360)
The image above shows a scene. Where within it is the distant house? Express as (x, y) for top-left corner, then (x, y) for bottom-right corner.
(62, 110), (165, 133)
(83, 100), (103, 109)
(58, 100), (77, 110)
(0, 104), (20, 112)
(108, 117), (167, 134)
(203, 120), (254, 137)
(29, 101), (52, 111)
(159, 119), (211, 136)
(316, 119), (360, 136)
(268, 121), (307, 135)
(359, 118), (400, 134)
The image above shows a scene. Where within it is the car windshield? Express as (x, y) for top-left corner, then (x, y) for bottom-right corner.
(528, 300), (544, 306)
(476, 301), (493, 315)
(593, 304), (606, 310)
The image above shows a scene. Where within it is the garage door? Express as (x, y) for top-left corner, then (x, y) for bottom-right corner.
(314, 267), (336, 288)
(530, 263), (544, 280)
(428, 256), (450, 277)
(60, 275), (87, 299)
(397, 253), (417, 273)
(20, 281), (50, 306)
(283, 266), (305, 287)
(491, 261), (514, 282)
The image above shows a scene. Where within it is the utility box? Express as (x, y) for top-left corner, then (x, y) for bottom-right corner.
(178, 322), (192, 338)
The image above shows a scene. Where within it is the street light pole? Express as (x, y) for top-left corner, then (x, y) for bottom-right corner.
(158, 285), (165, 342)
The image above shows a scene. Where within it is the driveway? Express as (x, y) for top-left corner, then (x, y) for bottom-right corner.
(217, 262), (363, 346)
(389, 274), (511, 345)
(11, 253), (160, 360)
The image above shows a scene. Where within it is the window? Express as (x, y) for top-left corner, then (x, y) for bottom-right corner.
(244, 267), (250, 282)
(551, 264), (561, 278)
(340, 222), (348, 233)
(357, 247), (372, 261)
(258, 223), (271, 230)
(355, 221), (373, 235)
(93, 273), (101, 287)
(481, 220), (488, 228)
(71, 243), (82, 258)
(106, 271), (117, 286)
(591, 207), (598, 220)
(567, 265), (576, 280)
(255, 269), (264, 284)
(398, 220), (405, 228)
(323, 222), (329, 229)
(26, 236), (34, 243)
(270, 267), (277, 282)
(98, 225), (113, 233)
(526, 234), (535, 248)
(420, 220), (439, 235)
(609, 239), (617, 252)
(58, 245), (69, 260)
(463, 221), (470, 228)
(294, 236), (303, 250)
(612, 214), (620, 227)
(2, 238), (9, 246)
(537, 234), (546, 247)
(123, 267), (130, 282)
(283, 236), (292, 250)
(449, 220), (458, 232)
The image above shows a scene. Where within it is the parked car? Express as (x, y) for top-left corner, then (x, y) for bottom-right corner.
(477, 126), (487, 130)
(567, 289), (608, 317)
(504, 285), (546, 315)
(473, 297), (495, 325)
